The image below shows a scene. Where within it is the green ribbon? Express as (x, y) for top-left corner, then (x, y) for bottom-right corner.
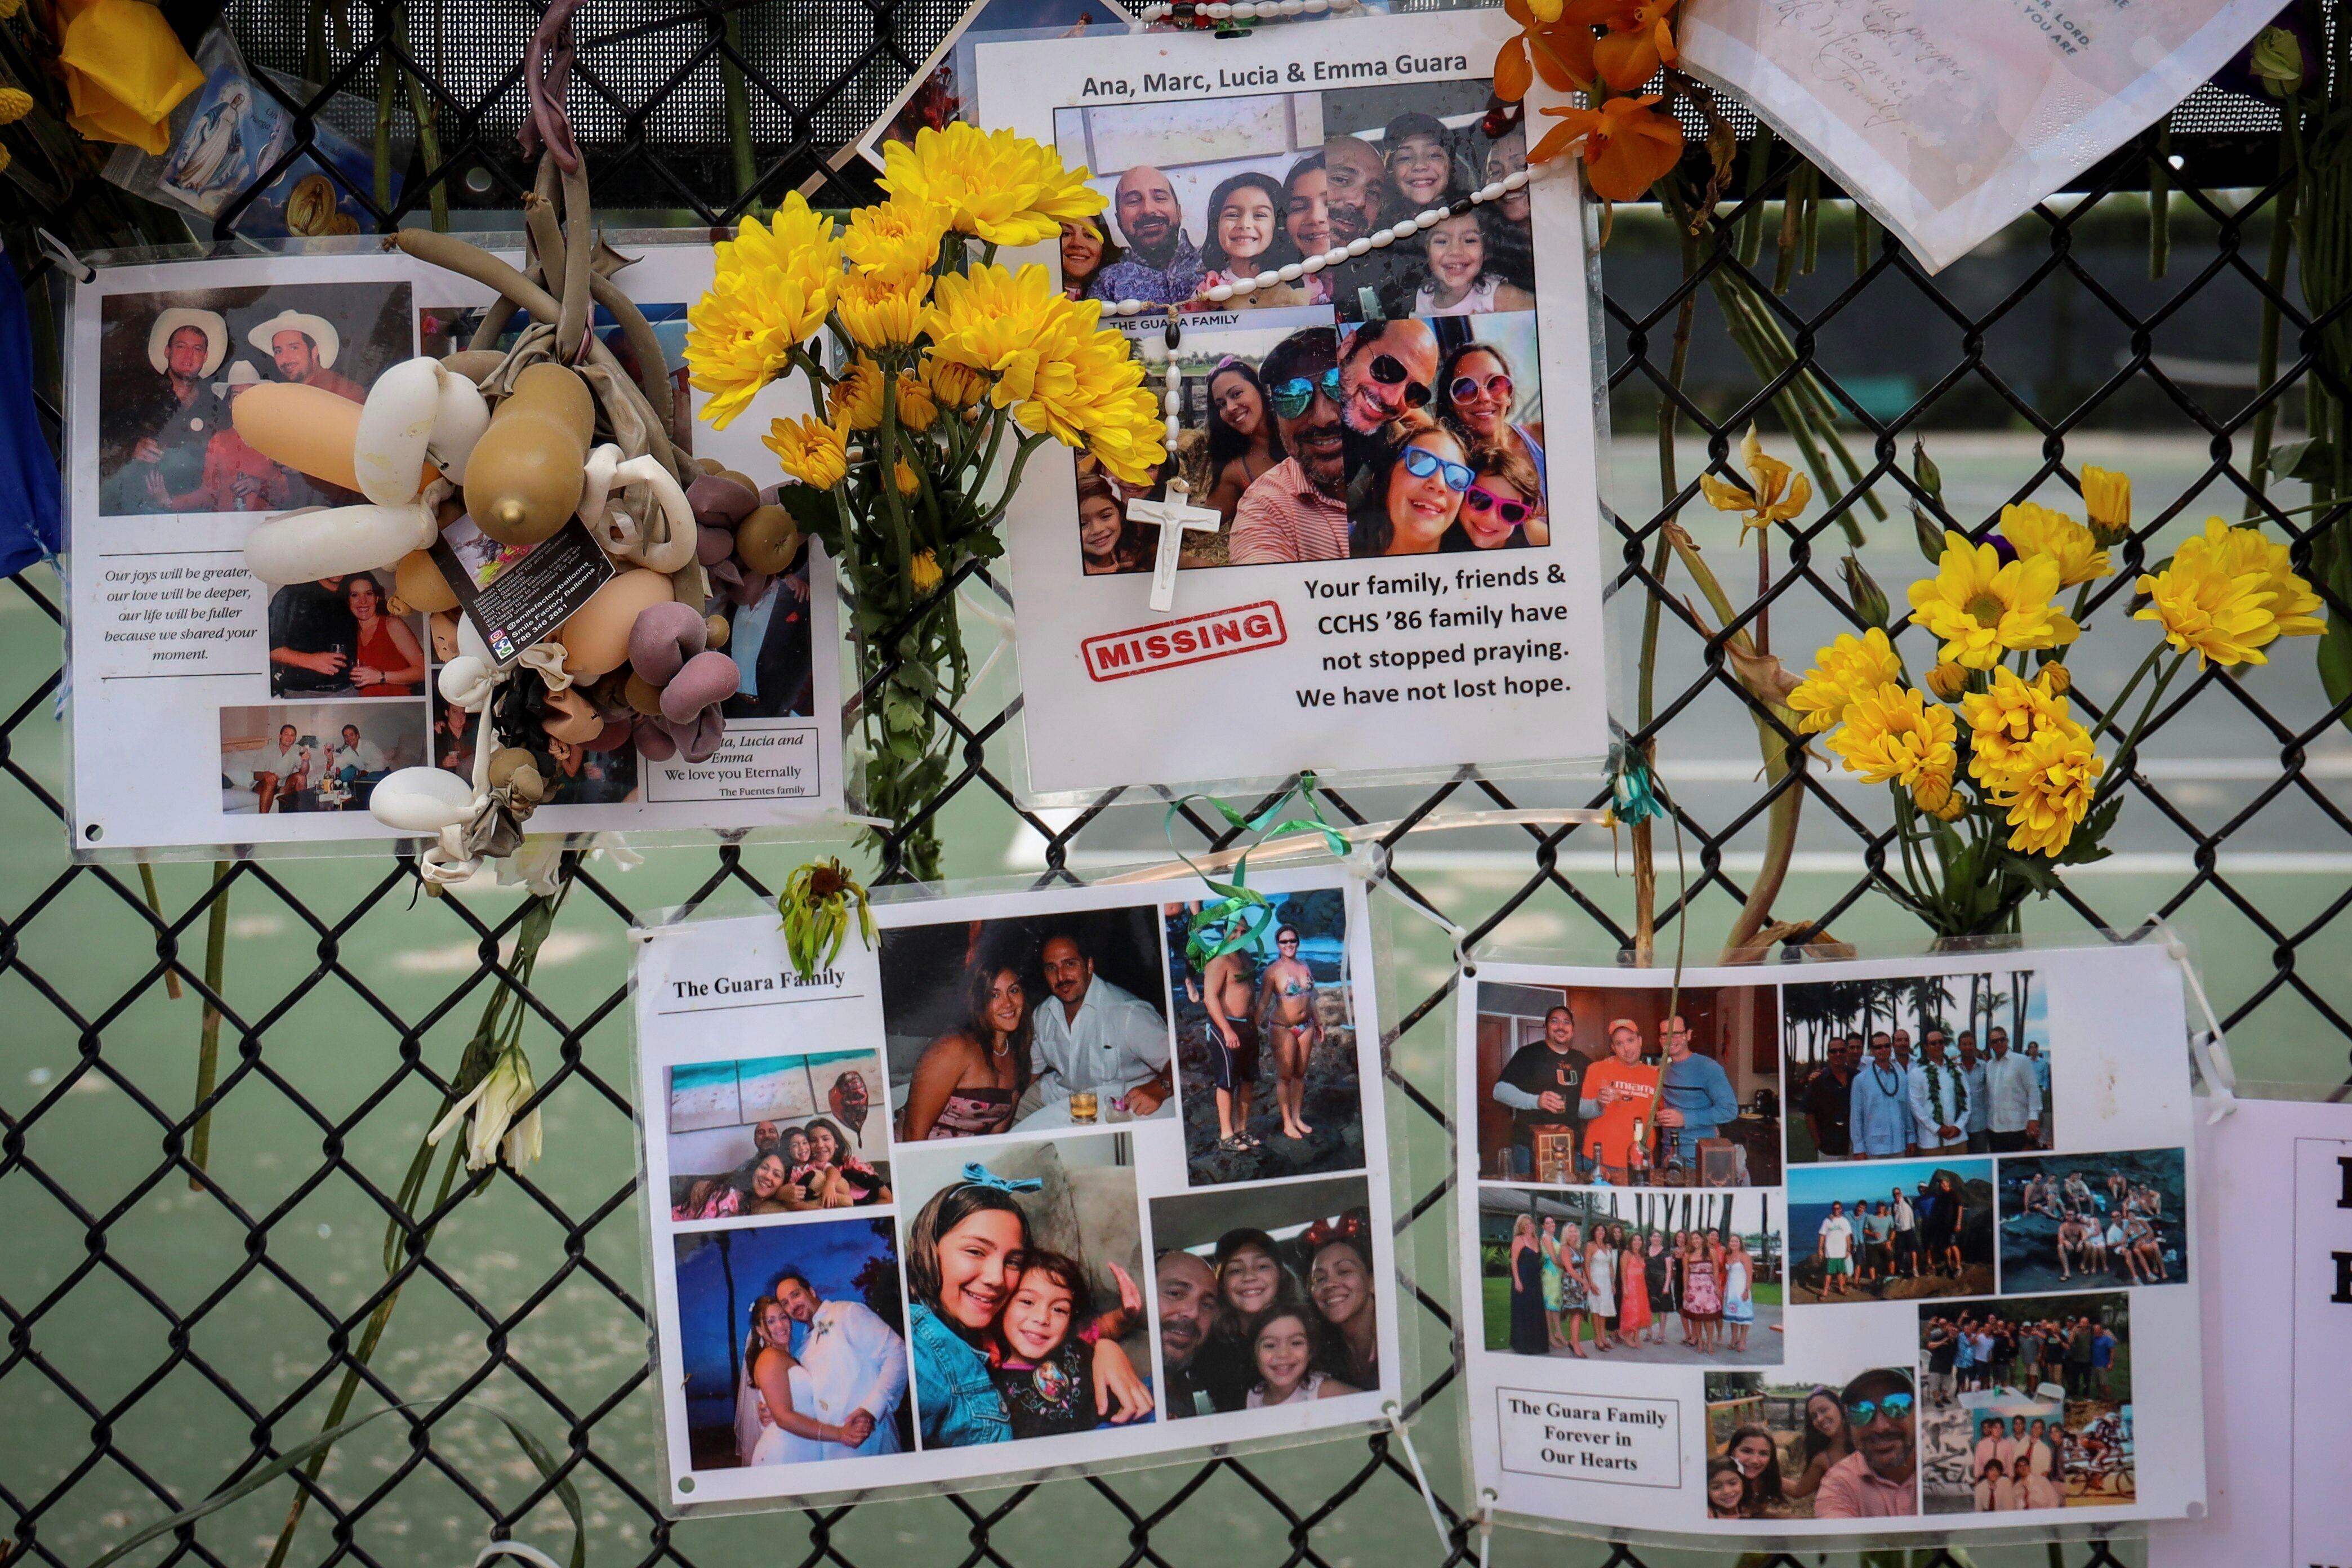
(1163, 770), (1352, 968)
(1609, 740), (1665, 827)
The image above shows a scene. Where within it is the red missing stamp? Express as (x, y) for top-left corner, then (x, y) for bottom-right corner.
(1081, 600), (1287, 681)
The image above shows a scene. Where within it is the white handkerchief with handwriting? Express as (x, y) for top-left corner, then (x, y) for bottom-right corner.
(1680, 0), (2285, 272)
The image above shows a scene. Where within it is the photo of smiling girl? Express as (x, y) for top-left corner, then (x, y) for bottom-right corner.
(1457, 440), (1546, 551)
(1413, 210), (1535, 318)
(1348, 412), (1474, 557)
(1202, 359), (1285, 526)
(1077, 470), (1146, 574)
(1195, 171), (1308, 309)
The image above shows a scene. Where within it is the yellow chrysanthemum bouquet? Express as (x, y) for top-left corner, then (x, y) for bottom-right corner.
(1790, 462), (2323, 936)
(684, 124), (1164, 876)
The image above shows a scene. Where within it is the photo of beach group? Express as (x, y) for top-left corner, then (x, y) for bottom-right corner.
(1052, 78), (1552, 574)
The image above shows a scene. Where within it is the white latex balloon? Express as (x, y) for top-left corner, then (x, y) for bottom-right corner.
(438, 654), (494, 710)
(353, 358), (442, 506)
(368, 765), (479, 832)
(427, 369), (490, 484)
(243, 502), (438, 585)
(456, 615), (494, 666)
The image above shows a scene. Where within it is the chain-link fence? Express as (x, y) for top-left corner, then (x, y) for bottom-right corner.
(3, 3), (2346, 1565)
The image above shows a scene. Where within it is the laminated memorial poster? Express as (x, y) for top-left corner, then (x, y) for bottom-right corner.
(971, 9), (1613, 799)
(2150, 1095), (2352, 1568)
(63, 244), (844, 856)
(632, 866), (1404, 1511)
(1455, 942), (2205, 1540)
(1678, 0), (2287, 272)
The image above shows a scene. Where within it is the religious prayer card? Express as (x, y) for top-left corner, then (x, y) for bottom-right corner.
(972, 10), (1611, 799)
(63, 246), (844, 857)
(1679, 0), (2286, 273)
(1455, 942), (2204, 1540)
(2150, 1095), (2352, 1568)
(632, 866), (1402, 1511)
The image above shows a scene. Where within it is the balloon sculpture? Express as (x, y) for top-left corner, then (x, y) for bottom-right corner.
(233, 155), (794, 889)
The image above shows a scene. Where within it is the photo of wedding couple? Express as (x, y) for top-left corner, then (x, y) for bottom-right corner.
(1161, 889), (1363, 1186)
(666, 1048), (892, 1220)
(1704, 1365), (1921, 1520)
(1917, 1293), (2133, 1513)
(1147, 1173), (1380, 1420)
(1784, 970), (2052, 1165)
(1482, 1184), (1785, 1365)
(1472, 979), (1783, 1187)
(879, 903), (1176, 1141)
(1997, 1150), (2185, 1295)
(673, 1217), (912, 1470)
(1785, 1158), (1995, 1304)
(893, 1136), (1155, 1447)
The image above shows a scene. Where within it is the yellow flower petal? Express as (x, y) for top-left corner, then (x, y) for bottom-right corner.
(1907, 532), (2079, 670)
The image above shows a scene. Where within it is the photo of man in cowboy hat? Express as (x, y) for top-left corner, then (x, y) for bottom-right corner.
(101, 306), (230, 514)
(248, 307), (364, 403)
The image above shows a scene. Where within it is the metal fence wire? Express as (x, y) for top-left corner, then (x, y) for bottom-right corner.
(3, 3), (2346, 1566)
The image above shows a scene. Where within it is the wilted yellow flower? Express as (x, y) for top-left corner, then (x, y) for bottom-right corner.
(763, 415), (848, 490)
(686, 193), (844, 429)
(910, 550), (943, 593)
(881, 123), (1106, 248)
(1699, 425), (1811, 537)
(1959, 667), (2073, 777)
(843, 195), (948, 287)
(1787, 627), (1904, 734)
(1923, 661), (1969, 701)
(1979, 718), (2104, 857)
(838, 272), (932, 350)
(1999, 501), (2110, 586)
(1827, 684), (1958, 793)
(2082, 465), (2131, 545)
(2197, 517), (2324, 638)
(828, 358), (887, 431)
(0, 86), (33, 124)
(893, 460), (921, 497)
(922, 353), (990, 411)
(1908, 531), (2081, 670)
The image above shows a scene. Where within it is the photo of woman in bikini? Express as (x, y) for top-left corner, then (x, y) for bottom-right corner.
(1164, 889), (1364, 1188)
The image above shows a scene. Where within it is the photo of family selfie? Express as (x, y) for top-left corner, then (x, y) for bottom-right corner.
(665, 1048), (892, 1220)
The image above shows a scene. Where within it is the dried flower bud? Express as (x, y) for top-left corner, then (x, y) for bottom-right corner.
(1912, 436), (1944, 502)
(1913, 504), (1949, 565)
(1842, 554), (1891, 629)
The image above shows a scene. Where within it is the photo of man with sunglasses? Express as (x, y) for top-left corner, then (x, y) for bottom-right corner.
(1337, 319), (1440, 446)
(1815, 1369), (1920, 1518)
(1229, 327), (1352, 565)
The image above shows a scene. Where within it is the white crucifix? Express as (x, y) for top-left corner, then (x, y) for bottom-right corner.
(1128, 484), (1222, 614)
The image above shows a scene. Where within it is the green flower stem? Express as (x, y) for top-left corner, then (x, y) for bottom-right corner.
(2087, 641), (2171, 747)
(2245, 159), (2298, 520)
(139, 863), (182, 1001)
(2090, 652), (2187, 811)
(188, 862), (230, 1187)
(262, 889), (566, 1568)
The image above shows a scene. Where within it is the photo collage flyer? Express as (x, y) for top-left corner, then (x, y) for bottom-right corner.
(972, 10), (1612, 798)
(63, 247), (844, 854)
(632, 867), (1402, 1508)
(1453, 942), (2206, 1538)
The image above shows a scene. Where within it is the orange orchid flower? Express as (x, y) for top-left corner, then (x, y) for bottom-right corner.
(1531, 93), (1686, 203)
(1593, 0), (1680, 92)
(1494, 0), (1622, 100)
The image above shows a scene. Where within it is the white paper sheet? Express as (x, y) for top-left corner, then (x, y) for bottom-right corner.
(1680, 0), (2286, 272)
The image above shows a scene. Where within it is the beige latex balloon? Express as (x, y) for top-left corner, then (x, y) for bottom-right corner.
(555, 568), (671, 676)
(466, 362), (595, 547)
(234, 382), (367, 493)
(394, 549), (458, 613)
(541, 685), (604, 743)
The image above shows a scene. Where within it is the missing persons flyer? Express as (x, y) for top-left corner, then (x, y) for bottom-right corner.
(632, 867), (1405, 1511)
(61, 246), (845, 856)
(1455, 942), (2207, 1541)
(973, 10), (1611, 799)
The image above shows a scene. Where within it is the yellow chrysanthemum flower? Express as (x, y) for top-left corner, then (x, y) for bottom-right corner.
(828, 358), (887, 432)
(838, 273), (932, 351)
(1999, 501), (2110, 587)
(843, 195), (948, 288)
(881, 123), (1105, 248)
(1787, 627), (1904, 734)
(1979, 718), (2104, 858)
(1908, 531), (2081, 670)
(0, 86), (33, 124)
(893, 460), (921, 497)
(763, 415), (848, 491)
(910, 551), (943, 593)
(1827, 684), (1958, 792)
(1923, 661), (1968, 701)
(2131, 518), (2320, 667)
(922, 353), (990, 411)
(1912, 772), (1957, 814)
(2197, 518), (2324, 638)
(2082, 465), (2130, 545)
(1959, 667), (2072, 777)
(1698, 424), (1810, 537)
(685, 193), (844, 430)
(893, 371), (938, 434)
